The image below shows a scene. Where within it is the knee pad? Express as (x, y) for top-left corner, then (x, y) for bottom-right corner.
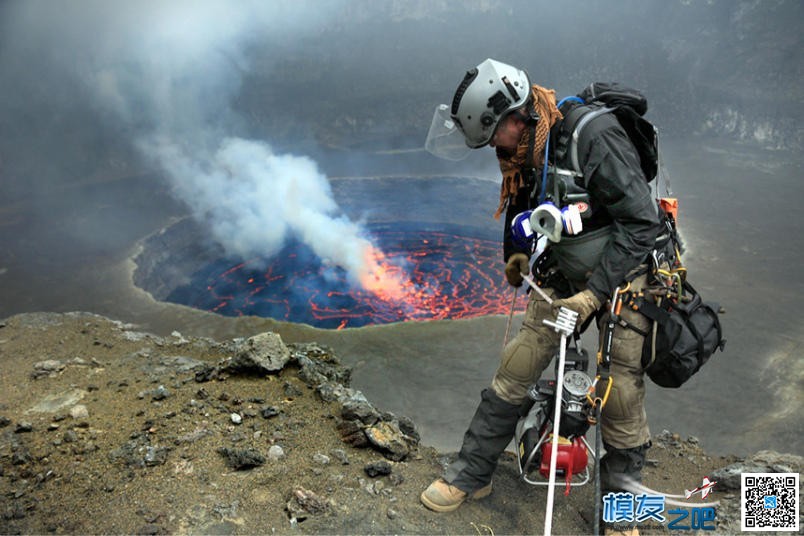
(493, 333), (555, 403)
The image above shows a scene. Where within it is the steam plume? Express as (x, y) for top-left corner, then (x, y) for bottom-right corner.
(6, 0), (390, 287)
(149, 136), (377, 281)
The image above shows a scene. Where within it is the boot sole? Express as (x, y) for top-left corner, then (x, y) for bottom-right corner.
(420, 484), (492, 513)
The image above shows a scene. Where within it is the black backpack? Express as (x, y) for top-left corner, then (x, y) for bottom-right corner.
(556, 83), (727, 387)
(631, 279), (726, 388)
(555, 82), (659, 183)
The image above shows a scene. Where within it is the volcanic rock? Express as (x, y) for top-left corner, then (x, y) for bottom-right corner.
(287, 487), (330, 519)
(364, 460), (393, 477)
(224, 332), (291, 374)
(14, 422), (33, 433)
(712, 450), (803, 490)
(336, 419), (369, 448)
(31, 360), (65, 379)
(312, 453), (330, 465)
(150, 385), (171, 401)
(69, 405), (89, 420)
(143, 446), (169, 467)
(267, 445), (285, 461)
(217, 447), (265, 470)
(341, 396), (381, 425)
(260, 405), (280, 419)
(330, 448), (350, 465)
(291, 343), (351, 387)
(26, 389), (87, 414)
(193, 364), (217, 383)
(365, 421), (415, 462)
(315, 381), (350, 403)
(283, 381), (302, 397)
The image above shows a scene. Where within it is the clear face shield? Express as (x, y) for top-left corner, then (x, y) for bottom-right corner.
(424, 104), (472, 161)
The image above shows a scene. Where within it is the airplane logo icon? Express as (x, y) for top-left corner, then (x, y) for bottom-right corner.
(685, 476), (717, 499)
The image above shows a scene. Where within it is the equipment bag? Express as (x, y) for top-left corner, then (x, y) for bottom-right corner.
(633, 280), (726, 388)
(556, 82), (659, 183)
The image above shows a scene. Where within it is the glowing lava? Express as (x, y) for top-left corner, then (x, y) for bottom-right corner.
(167, 226), (527, 329)
(358, 245), (413, 303)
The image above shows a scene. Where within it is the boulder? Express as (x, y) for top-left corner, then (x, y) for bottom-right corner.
(365, 421), (416, 462)
(224, 332), (290, 374)
(713, 450), (803, 490)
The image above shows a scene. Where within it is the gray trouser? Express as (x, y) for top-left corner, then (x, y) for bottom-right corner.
(446, 274), (652, 493)
(443, 388), (521, 492)
(492, 274), (652, 449)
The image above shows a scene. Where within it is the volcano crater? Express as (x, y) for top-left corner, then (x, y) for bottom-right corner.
(133, 176), (517, 329)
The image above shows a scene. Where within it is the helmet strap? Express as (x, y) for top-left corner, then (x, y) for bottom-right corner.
(524, 120), (537, 171)
(525, 96), (540, 124)
(511, 97), (538, 126)
(523, 96), (541, 207)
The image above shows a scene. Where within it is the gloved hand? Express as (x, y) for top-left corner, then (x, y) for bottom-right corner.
(551, 289), (601, 327)
(504, 253), (530, 287)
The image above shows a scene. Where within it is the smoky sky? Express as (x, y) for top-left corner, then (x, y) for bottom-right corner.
(0, 0), (801, 275)
(0, 0), (401, 284)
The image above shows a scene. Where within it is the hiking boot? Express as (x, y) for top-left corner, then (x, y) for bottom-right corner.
(420, 478), (492, 512)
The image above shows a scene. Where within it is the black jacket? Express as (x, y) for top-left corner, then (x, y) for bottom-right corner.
(503, 111), (662, 303)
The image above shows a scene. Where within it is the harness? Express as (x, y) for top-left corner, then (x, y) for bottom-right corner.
(523, 102), (613, 227)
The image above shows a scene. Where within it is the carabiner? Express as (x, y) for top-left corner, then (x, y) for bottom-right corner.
(586, 375), (614, 419)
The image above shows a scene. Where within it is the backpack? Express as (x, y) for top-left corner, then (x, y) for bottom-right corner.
(554, 82), (659, 184)
(614, 203), (727, 388)
(629, 279), (727, 388)
(551, 84), (727, 387)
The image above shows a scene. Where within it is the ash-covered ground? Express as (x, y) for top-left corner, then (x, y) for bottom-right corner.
(4, 312), (800, 535)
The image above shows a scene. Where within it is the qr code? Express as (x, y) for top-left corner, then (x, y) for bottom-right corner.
(742, 473), (799, 531)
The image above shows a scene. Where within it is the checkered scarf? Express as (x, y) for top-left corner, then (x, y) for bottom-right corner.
(493, 84), (563, 219)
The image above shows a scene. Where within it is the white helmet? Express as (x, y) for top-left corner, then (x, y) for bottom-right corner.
(450, 59), (531, 148)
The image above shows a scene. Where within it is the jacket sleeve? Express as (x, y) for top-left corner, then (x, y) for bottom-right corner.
(502, 177), (533, 262)
(580, 117), (661, 302)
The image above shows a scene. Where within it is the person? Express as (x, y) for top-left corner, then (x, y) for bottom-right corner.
(421, 59), (665, 536)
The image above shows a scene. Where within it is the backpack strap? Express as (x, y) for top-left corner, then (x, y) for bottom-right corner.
(569, 105), (614, 178)
(553, 102), (616, 186)
(554, 103), (588, 166)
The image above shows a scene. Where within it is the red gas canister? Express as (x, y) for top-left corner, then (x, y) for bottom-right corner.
(539, 434), (589, 495)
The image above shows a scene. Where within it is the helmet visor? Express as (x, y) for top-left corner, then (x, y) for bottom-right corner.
(424, 104), (472, 161)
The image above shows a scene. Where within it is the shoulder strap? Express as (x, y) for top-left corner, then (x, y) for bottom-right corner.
(553, 102), (614, 179)
(554, 103), (587, 164)
(569, 105), (614, 176)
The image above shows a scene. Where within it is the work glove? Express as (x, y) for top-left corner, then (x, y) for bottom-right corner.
(551, 289), (601, 327)
(504, 253), (530, 287)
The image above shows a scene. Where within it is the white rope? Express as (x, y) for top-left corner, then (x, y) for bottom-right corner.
(543, 331), (568, 536)
(521, 273), (554, 304)
(502, 286), (518, 351)
(541, 307), (578, 536)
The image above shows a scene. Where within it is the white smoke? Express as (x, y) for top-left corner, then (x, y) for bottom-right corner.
(5, 0), (384, 285)
(149, 136), (376, 278)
